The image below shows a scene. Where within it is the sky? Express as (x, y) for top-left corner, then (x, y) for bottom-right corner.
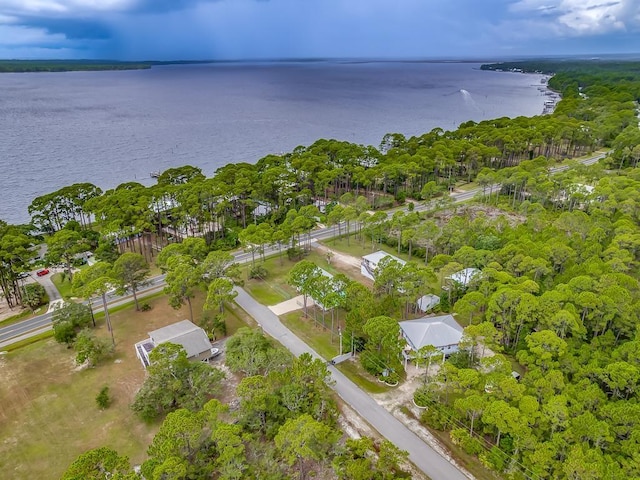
(0, 0), (639, 60)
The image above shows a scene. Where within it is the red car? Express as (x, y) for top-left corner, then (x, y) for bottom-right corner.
(36, 269), (50, 277)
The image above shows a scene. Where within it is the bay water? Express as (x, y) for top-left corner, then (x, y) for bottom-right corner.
(0, 61), (547, 224)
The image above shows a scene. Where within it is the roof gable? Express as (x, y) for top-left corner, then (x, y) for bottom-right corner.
(362, 250), (406, 266)
(149, 319), (200, 344)
(149, 320), (211, 358)
(399, 315), (463, 349)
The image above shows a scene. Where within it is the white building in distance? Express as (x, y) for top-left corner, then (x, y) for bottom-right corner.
(361, 250), (406, 281)
(447, 267), (481, 288)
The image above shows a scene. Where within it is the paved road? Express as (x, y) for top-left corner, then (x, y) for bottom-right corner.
(0, 150), (609, 346)
(233, 286), (471, 480)
(0, 275), (166, 347)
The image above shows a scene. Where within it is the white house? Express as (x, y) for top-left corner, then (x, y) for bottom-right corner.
(361, 250), (406, 281)
(310, 267), (335, 311)
(447, 267), (481, 288)
(135, 320), (216, 369)
(399, 314), (464, 357)
(416, 293), (441, 312)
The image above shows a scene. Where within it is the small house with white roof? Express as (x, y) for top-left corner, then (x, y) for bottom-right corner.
(361, 250), (406, 281)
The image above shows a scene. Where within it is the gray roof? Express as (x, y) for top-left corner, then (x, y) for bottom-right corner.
(149, 320), (211, 358)
(399, 315), (463, 350)
(362, 250), (406, 266)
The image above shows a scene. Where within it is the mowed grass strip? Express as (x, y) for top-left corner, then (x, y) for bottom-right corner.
(0, 290), (247, 480)
(50, 272), (74, 299)
(279, 311), (390, 394)
(322, 235), (417, 264)
(242, 250), (364, 306)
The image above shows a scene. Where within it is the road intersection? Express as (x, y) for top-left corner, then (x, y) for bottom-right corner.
(0, 150), (609, 478)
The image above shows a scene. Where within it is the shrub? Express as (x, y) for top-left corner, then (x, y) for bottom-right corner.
(249, 264), (268, 279)
(360, 350), (386, 377)
(420, 404), (456, 431)
(413, 385), (434, 408)
(446, 350), (473, 368)
(96, 386), (111, 409)
(287, 246), (305, 261)
(140, 302), (152, 312)
(450, 428), (484, 455)
(22, 283), (46, 310)
(480, 446), (509, 473)
(75, 329), (114, 366)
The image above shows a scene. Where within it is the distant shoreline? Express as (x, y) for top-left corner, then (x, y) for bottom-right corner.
(0, 60), (219, 73)
(0, 58), (550, 74)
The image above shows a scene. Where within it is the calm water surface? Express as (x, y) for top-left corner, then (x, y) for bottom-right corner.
(0, 61), (547, 224)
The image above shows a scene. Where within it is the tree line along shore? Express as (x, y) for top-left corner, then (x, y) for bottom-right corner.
(0, 59), (219, 73)
(2, 60), (640, 479)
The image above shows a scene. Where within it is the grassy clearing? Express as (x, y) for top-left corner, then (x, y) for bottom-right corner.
(279, 311), (391, 394)
(550, 148), (608, 168)
(51, 272), (74, 299)
(455, 181), (479, 192)
(338, 359), (391, 394)
(241, 250), (363, 306)
(0, 289), (250, 480)
(323, 235), (417, 264)
(280, 311), (341, 360)
(241, 256), (297, 305)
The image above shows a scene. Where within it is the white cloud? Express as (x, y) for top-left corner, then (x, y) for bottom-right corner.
(509, 0), (640, 35)
(0, 0), (133, 15)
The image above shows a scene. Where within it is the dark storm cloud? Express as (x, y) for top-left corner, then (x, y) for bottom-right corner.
(1, 0), (639, 60)
(19, 17), (112, 40)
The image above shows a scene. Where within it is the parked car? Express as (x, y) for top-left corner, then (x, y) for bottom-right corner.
(16, 272), (30, 279)
(36, 269), (50, 277)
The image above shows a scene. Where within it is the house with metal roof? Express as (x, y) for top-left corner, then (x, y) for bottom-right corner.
(399, 314), (464, 356)
(360, 250), (406, 281)
(135, 320), (216, 368)
(416, 293), (441, 312)
(446, 267), (481, 288)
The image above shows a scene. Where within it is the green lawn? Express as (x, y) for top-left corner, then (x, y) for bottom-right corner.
(454, 181), (479, 192)
(323, 235), (418, 264)
(279, 311), (391, 394)
(51, 272), (75, 299)
(0, 290), (251, 479)
(280, 311), (340, 360)
(241, 256), (297, 305)
(242, 250), (364, 306)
